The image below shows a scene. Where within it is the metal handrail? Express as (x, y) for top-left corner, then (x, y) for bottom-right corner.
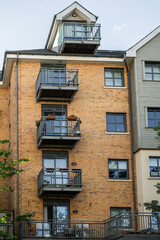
(0, 223), (13, 236)
(37, 118), (81, 144)
(105, 212), (160, 237)
(36, 68), (79, 98)
(20, 212), (160, 239)
(21, 220), (104, 239)
(38, 168), (82, 190)
(63, 23), (101, 40)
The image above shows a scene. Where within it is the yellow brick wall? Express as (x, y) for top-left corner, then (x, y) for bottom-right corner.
(7, 60), (135, 221)
(0, 87), (9, 210)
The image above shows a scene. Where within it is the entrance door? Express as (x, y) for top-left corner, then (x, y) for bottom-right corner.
(42, 105), (67, 135)
(43, 151), (69, 186)
(44, 200), (69, 236)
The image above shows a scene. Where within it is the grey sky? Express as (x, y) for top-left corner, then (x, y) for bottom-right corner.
(0, 0), (159, 68)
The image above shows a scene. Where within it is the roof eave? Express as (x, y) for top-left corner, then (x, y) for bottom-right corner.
(126, 25), (160, 57)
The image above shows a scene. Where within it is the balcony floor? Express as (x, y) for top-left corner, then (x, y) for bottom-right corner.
(37, 85), (78, 102)
(37, 135), (80, 149)
(38, 186), (82, 198)
(61, 41), (100, 54)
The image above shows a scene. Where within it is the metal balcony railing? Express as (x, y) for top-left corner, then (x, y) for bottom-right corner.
(0, 223), (14, 237)
(21, 220), (104, 239)
(58, 23), (101, 47)
(38, 168), (82, 190)
(20, 212), (160, 239)
(36, 68), (78, 99)
(37, 118), (81, 142)
(105, 212), (160, 238)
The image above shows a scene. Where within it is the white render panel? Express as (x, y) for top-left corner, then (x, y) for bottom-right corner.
(135, 150), (160, 212)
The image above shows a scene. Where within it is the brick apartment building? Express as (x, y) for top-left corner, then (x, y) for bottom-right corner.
(0, 2), (159, 240)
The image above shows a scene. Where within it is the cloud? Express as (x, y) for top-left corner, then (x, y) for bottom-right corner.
(113, 23), (128, 33)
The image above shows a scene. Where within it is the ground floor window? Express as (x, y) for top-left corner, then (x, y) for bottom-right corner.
(110, 207), (131, 227)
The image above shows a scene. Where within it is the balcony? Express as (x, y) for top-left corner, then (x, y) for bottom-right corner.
(58, 23), (101, 54)
(21, 220), (105, 239)
(38, 168), (82, 197)
(37, 118), (81, 149)
(36, 68), (78, 102)
(20, 213), (160, 239)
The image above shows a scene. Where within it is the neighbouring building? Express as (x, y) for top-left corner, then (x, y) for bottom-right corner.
(0, 2), (159, 240)
(126, 26), (160, 212)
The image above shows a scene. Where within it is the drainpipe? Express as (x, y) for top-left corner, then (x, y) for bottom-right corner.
(124, 54), (137, 214)
(16, 53), (19, 236)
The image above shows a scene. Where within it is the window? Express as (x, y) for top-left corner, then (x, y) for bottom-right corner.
(148, 108), (160, 127)
(108, 160), (128, 179)
(145, 62), (160, 81)
(104, 68), (124, 87)
(149, 157), (160, 177)
(42, 105), (67, 135)
(64, 24), (87, 39)
(106, 113), (127, 132)
(110, 208), (131, 227)
(43, 151), (68, 185)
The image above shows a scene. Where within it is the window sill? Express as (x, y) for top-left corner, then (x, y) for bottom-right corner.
(143, 80), (160, 82)
(148, 177), (160, 180)
(103, 86), (127, 89)
(105, 132), (129, 135)
(107, 179), (131, 182)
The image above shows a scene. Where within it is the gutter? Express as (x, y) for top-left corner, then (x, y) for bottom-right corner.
(124, 54), (137, 214)
(16, 52), (19, 235)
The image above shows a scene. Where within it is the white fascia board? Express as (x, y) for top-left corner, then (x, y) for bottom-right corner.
(47, 19), (59, 50)
(126, 26), (160, 57)
(56, 2), (96, 22)
(6, 54), (124, 63)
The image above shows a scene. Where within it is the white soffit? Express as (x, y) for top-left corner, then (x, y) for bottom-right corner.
(56, 2), (97, 22)
(126, 25), (160, 57)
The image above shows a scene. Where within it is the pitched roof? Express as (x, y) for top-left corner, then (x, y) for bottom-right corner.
(126, 25), (160, 57)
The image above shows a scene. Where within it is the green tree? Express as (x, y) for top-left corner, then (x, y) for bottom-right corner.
(154, 126), (160, 149)
(144, 184), (160, 212)
(0, 140), (34, 239)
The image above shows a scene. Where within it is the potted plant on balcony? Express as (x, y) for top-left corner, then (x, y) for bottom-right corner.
(67, 115), (78, 121)
(35, 120), (40, 127)
(46, 113), (56, 120)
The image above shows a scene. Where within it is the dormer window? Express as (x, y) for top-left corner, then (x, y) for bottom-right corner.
(45, 2), (101, 54)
